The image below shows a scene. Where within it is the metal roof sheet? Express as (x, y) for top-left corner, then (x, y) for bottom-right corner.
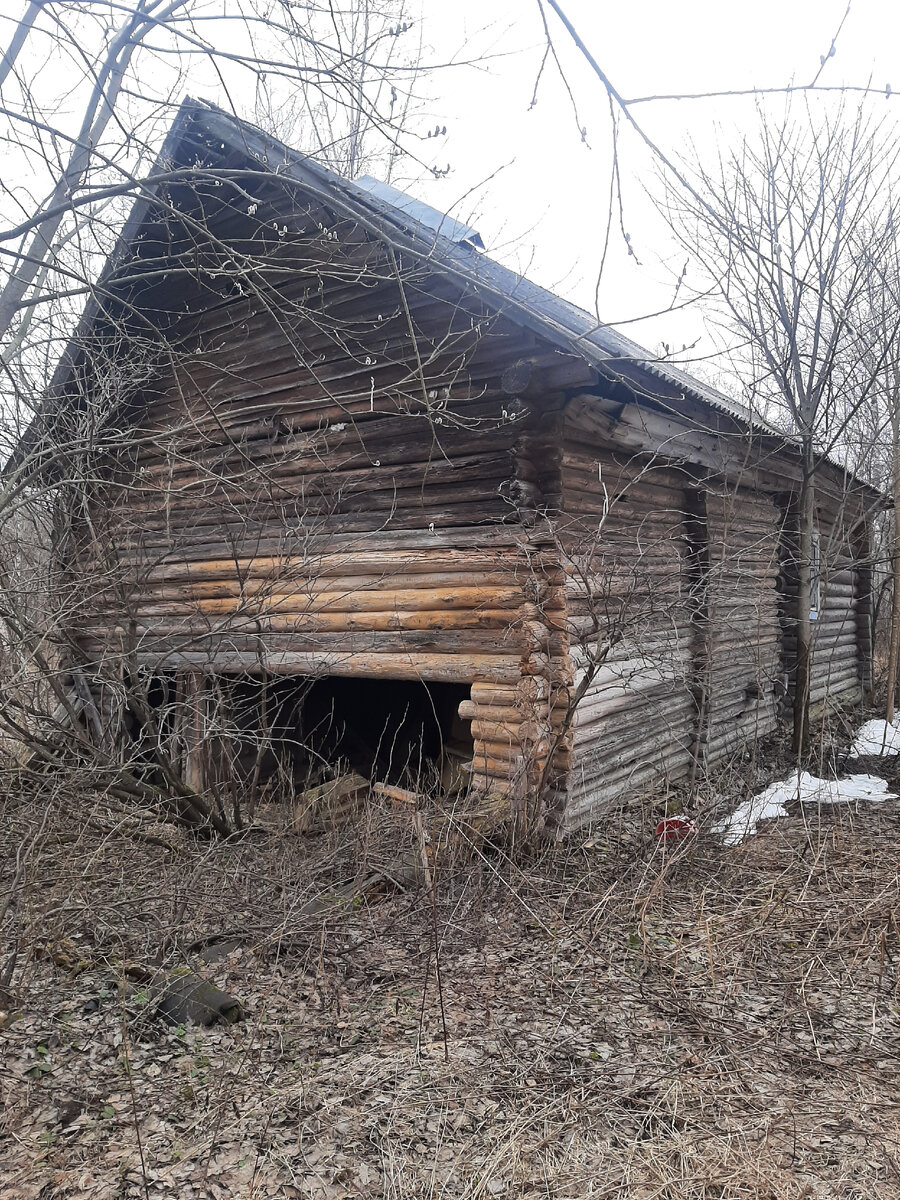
(354, 176), (484, 249)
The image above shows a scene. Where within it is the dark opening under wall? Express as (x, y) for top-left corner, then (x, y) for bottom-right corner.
(136, 672), (474, 797)
(299, 676), (472, 787)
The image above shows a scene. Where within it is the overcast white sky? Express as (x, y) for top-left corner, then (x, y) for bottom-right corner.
(401, 0), (900, 377)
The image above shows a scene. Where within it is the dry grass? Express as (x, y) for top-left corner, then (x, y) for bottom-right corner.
(1, 749), (899, 1199)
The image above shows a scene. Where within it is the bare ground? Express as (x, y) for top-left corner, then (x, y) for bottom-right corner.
(1, 752), (899, 1199)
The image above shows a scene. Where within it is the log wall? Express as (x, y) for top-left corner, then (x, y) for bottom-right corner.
(811, 494), (865, 707)
(701, 485), (782, 762)
(558, 409), (695, 829)
(777, 489), (868, 712)
(71, 210), (574, 801)
(555, 397), (871, 827)
(61, 162), (874, 825)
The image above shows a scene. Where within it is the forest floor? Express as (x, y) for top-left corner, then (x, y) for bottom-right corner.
(2, 715), (900, 1199)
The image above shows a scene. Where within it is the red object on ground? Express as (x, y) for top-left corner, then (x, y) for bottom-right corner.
(655, 817), (696, 841)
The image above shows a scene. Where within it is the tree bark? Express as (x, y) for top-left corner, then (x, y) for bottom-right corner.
(792, 461), (814, 756)
(885, 387), (900, 722)
(0, 0), (187, 342)
(0, 1), (44, 90)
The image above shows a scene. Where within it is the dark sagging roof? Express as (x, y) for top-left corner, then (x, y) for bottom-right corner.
(203, 100), (759, 428)
(189, 101), (767, 431)
(8, 97), (880, 502)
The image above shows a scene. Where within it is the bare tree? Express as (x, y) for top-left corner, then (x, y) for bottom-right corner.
(0, 1), (459, 836)
(253, 0), (427, 182)
(0, 0), (439, 375)
(664, 104), (900, 752)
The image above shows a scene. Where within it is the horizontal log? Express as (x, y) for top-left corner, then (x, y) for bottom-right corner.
(467, 754), (522, 776)
(468, 759), (523, 779)
(470, 719), (525, 745)
(120, 608), (522, 635)
(468, 746), (570, 776)
(464, 701), (566, 725)
(100, 649), (522, 684)
(705, 721), (779, 761)
(132, 585), (525, 617)
(157, 625), (529, 658)
(128, 548), (540, 585)
(469, 680), (522, 701)
(117, 524), (529, 560)
(142, 570), (525, 602)
(114, 499), (515, 537)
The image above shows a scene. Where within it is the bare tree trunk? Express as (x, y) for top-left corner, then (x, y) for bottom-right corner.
(886, 387), (900, 722)
(792, 461), (814, 756)
(0, 0), (44, 90)
(0, 0), (187, 343)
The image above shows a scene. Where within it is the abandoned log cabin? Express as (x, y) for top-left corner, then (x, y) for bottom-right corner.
(13, 99), (879, 830)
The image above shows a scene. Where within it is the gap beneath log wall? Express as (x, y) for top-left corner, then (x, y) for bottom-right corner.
(136, 672), (475, 811)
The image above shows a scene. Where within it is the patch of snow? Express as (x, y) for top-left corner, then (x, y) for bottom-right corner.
(712, 778), (792, 845)
(804, 772), (897, 805)
(713, 769), (897, 846)
(849, 718), (900, 757)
